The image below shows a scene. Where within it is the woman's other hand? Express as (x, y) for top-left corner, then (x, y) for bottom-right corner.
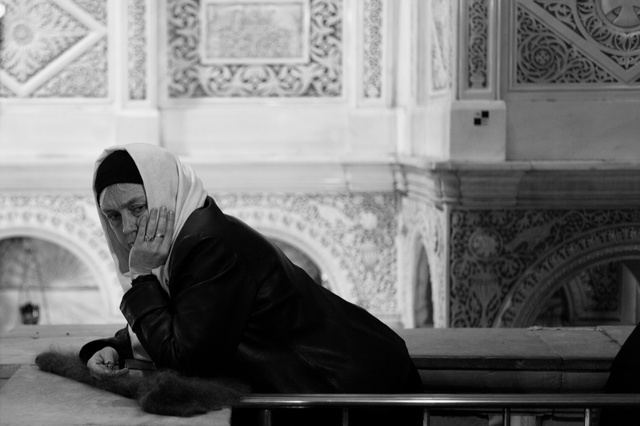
(87, 347), (129, 380)
(129, 207), (175, 277)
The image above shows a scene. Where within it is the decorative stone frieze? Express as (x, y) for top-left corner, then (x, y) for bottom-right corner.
(165, 0), (343, 99)
(467, 0), (490, 90)
(0, 191), (403, 324)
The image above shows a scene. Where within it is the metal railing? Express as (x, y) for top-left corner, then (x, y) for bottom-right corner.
(238, 393), (640, 426)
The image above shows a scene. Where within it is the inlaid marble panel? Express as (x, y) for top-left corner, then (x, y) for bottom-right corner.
(199, 0), (309, 64)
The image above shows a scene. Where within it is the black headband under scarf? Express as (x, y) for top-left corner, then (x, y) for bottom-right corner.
(94, 150), (143, 200)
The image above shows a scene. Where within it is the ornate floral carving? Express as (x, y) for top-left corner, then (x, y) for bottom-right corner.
(32, 39), (108, 97)
(499, 223), (640, 326)
(1, 0), (89, 83)
(166, 0), (343, 98)
(71, 0), (107, 24)
(467, 0), (489, 89)
(517, 0), (640, 85)
(450, 208), (640, 327)
(517, 5), (618, 83)
(0, 0), (108, 98)
(363, 0), (383, 98)
(128, 0), (147, 100)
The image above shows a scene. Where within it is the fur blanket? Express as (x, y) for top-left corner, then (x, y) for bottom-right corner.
(35, 349), (249, 417)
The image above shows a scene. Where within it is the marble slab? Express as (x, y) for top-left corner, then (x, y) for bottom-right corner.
(0, 365), (231, 426)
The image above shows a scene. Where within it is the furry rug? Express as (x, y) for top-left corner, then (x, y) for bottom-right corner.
(35, 349), (249, 417)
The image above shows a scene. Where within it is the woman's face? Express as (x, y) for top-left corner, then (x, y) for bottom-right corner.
(99, 183), (148, 251)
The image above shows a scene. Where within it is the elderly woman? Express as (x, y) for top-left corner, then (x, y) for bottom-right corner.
(79, 144), (421, 425)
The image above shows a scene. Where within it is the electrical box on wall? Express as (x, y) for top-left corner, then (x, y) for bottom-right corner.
(449, 101), (507, 161)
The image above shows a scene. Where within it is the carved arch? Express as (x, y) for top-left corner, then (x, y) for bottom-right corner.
(0, 195), (122, 320)
(217, 203), (358, 305)
(495, 223), (640, 327)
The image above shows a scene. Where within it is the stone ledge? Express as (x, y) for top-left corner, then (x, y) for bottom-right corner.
(398, 326), (633, 392)
(1, 324), (633, 394)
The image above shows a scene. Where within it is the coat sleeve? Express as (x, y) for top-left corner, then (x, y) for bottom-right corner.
(78, 326), (133, 366)
(120, 235), (260, 376)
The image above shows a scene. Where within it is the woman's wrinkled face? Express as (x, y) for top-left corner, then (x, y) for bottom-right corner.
(99, 183), (148, 252)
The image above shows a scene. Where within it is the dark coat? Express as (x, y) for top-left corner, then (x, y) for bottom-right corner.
(80, 197), (420, 394)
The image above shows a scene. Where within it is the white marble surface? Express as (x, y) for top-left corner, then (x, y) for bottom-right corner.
(0, 365), (231, 426)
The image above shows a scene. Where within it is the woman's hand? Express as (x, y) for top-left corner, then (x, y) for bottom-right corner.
(87, 347), (129, 380)
(129, 207), (175, 278)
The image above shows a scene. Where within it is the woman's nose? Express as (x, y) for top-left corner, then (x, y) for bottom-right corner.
(122, 213), (138, 234)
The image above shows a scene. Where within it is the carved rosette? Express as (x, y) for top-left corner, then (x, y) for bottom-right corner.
(214, 192), (399, 316)
(166, 0), (343, 98)
(0, 0), (109, 98)
(516, 0), (640, 86)
(450, 208), (640, 327)
(398, 197), (447, 327)
(0, 194), (121, 318)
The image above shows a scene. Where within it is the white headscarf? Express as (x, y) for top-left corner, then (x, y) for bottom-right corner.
(93, 144), (208, 360)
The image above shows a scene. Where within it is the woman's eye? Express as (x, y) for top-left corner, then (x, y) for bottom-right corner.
(131, 205), (146, 215)
(107, 213), (120, 222)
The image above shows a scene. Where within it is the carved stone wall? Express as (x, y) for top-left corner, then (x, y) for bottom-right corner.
(0, 190), (404, 325)
(449, 208), (640, 327)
